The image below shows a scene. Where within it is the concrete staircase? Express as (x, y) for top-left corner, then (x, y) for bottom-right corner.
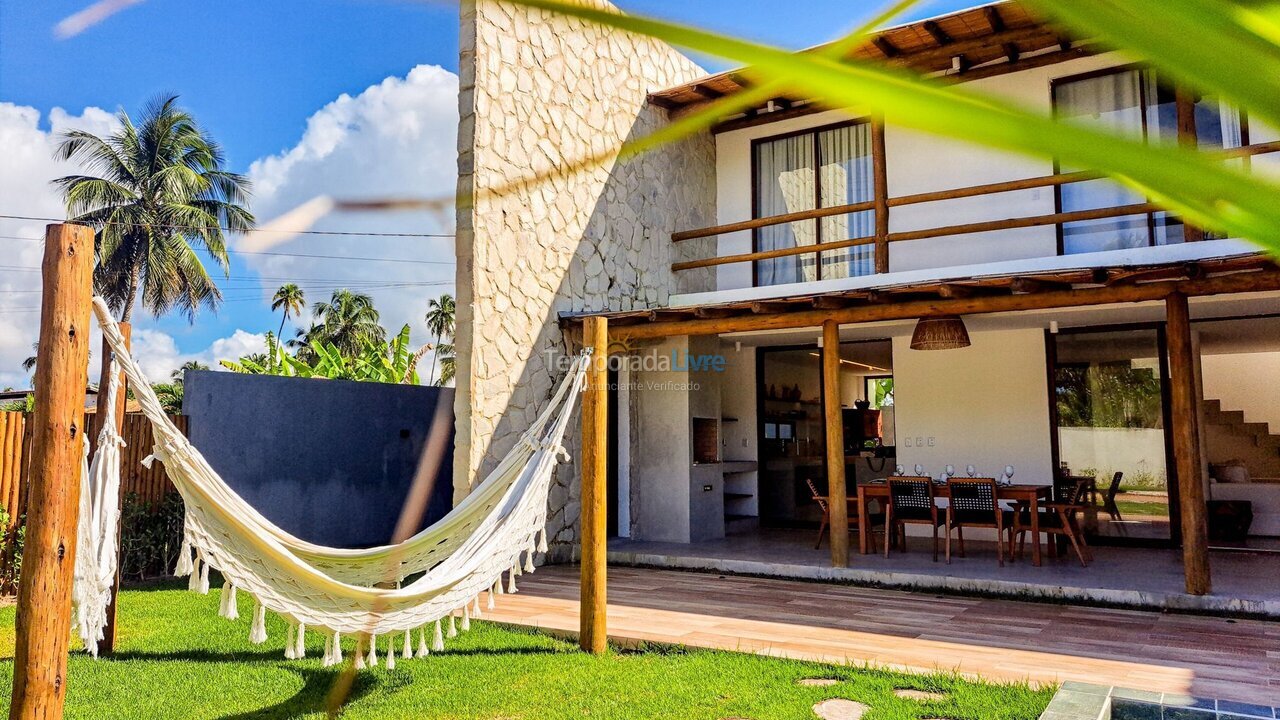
(1201, 399), (1280, 476)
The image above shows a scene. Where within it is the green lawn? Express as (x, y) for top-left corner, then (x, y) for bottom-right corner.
(0, 582), (1053, 719)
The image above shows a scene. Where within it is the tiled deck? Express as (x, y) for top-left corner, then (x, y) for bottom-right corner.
(607, 529), (1280, 617)
(485, 565), (1280, 707)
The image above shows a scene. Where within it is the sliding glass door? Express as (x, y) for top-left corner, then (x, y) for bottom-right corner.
(753, 122), (875, 286)
(1050, 328), (1175, 543)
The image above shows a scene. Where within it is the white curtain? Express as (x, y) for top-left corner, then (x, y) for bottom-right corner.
(818, 124), (875, 280)
(756, 134), (816, 285)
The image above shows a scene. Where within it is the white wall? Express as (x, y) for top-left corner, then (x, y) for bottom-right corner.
(1202, 352), (1280, 432)
(714, 52), (1151, 291)
(891, 328), (1053, 482)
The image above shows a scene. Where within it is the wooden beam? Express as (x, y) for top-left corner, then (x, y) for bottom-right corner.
(984, 6), (1005, 33)
(579, 316), (609, 654)
(822, 320), (849, 568)
(1010, 277), (1072, 294)
(750, 301), (795, 314)
(937, 284), (979, 299)
(872, 36), (900, 58)
(1176, 87), (1205, 243)
(694, 307), (739, 319)
(812, 296), (856, 310)
(10, 223), (94, 720)
(871, 116), (890, 274)
(93, 322), (131, 657)
(606, 271), (1280, 341)
(923, 21), (953, 46)
(691, 84), (724, 101)
(1002, 43), (1020, 63)
(1167, 293), (1210, 595)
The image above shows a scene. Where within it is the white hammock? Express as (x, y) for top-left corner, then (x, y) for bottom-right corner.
(73, 297), (587, 665)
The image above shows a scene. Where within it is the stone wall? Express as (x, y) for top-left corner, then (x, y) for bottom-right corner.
(455, 0), (716, 557)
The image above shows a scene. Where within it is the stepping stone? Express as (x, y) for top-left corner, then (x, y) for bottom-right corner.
(798, 678), (841, 687)
(812, 699), (870, 720)
(894, 689), (948, 702)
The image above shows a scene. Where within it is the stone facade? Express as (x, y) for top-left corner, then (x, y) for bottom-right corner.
(455, 0), (716, 557)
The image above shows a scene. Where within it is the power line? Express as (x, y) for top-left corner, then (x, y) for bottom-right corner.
(0, 235), (457, 266)
(0, 214), (456, 239)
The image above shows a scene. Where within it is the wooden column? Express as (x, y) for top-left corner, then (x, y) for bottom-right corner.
(1167, 293), (1211, 595)
(10, 224), (94, 720)
(92, 323), (130, 656)
(871, 116), (890, 274)
(579, 316), (608, 654)
(822, 320), (849, 568)
(1175, 88), (1205, 243)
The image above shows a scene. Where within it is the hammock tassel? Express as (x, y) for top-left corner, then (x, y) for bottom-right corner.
(285, 623), (297, 660)
(224, 584), (239, 620)
(472, 594), (483, 618)
(402, 630), (413, 660)
(218, 581), (234, 618)
(249, 601), (268, 645)
(333, 632), (343, 665)
(416, 626), (430, 658)
(367, 634), (379, 668)
(295, 623), (306, 659)
(432, 620), (445, 652)
(174, 532), (193, 577)
(524, 549), (536, 573)
(323, 633), (334, 667)
(187, 556), (202, 592)
(354, 636), (366, 670)
(487, 588), (496, 611)
(507, 568), (518, 594)
(494, 579), (504, 596)
(385, 643), (396, 670)
(197, 560), (211, 595)
(536, 527), (548, 554)
(461, 605), (471, 632)
(446, 614), (458, 639)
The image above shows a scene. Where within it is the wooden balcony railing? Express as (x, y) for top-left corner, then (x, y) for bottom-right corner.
(671, 140), (1280, 277)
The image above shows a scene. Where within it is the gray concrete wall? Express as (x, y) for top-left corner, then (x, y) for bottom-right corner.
(182, 371), (455, 548)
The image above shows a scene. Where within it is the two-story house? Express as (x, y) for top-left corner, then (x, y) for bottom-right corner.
(454, 0), (1280, 612)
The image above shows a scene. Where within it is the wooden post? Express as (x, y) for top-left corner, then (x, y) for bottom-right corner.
(1175, 88), (1205, 243)
(579, 316), (608, 654)
(10, 223), (93, 720)
(871, 116), (890, 274)
(1167, 293), (1210, 595)
(92, 323), (130, 656)
(822, 320), (849, 568)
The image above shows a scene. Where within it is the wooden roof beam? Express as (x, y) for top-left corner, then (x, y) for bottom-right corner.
(923, 20), (954, 46)
(691, 84), (724, 100)
(1003, 43), (1020, 63)
(984, 6), (1006, 33)
(1010, 277), (1073, 294)
(873, 36), (901, 58)
(694, 307), (740, 319)
(750, 300), (797, 314)
(812, 295), (859, 310)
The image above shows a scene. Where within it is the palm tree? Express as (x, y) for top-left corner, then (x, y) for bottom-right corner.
(424, 293), (455, 385)
(271, 284), (306, 341)
(171, 360), (208, 382)
(21, 343), (38, 373)
(309, 289), (384, 358)
(435, 342), (456, 387)
(54, 95), (254, 323)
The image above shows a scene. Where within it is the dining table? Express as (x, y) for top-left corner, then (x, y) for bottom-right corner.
(854, 481), (1054, 565)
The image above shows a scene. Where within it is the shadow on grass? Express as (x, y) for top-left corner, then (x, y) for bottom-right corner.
(110, 645), (561, 664)
(214, 666), (376, 720)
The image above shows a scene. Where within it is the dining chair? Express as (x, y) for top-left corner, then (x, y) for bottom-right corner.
(806, 477), (880, 551)
(1012, 476), (1092, 567)
(884, 477), (944, 561)
(944, 477), (1012, 566)
(1101, 471), (1124, 521)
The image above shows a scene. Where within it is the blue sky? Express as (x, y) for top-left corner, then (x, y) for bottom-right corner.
(0, 0), (972, 386)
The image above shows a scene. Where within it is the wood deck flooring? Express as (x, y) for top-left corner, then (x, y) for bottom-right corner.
(483, 565), (1280, 707)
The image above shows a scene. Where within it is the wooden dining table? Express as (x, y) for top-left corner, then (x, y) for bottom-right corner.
(854, 481), (1054, 565)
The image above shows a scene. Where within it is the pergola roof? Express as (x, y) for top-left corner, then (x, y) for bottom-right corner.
(560, 255), (1280, 338)
(649, 1), (1081, 116)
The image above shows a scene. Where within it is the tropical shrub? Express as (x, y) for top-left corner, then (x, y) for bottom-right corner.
(0, 505), (25, 593)
(118, 492), (185, 581)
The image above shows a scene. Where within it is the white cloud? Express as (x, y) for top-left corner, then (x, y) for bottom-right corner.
(0, 63), (460, 389)
(243, 64), (460, 349)
(0, 103), (117, 389)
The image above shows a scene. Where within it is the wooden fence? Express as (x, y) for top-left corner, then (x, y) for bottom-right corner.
(0, 411), (186, 587)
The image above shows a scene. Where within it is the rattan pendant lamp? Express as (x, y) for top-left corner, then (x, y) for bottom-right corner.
(910, 315), (971, 350)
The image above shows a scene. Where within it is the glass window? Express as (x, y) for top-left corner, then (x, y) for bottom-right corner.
(1053, 68), (1245, 254)
(754, 123), (874, 286)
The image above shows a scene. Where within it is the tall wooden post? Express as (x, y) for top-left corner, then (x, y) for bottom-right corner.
(92, 323), (130, 656)
(10, 224), (94, 720)
(1175, 88), (1205, 243)
(1167, 293), (1210, 595)
(822, 320), (849, 568)
(579, 316), (608, 654)
(871, 117), (890, 274)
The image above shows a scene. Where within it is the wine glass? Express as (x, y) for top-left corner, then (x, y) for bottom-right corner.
(944, 464), (955, 479)
(1004, 465), (1015, 483)
(966, 464), (977, 477)
(913, 463), (925, 477)
(894, 464), (904, 477)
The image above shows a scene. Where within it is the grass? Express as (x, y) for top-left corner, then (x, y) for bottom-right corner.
(0, 581), (1054, 719)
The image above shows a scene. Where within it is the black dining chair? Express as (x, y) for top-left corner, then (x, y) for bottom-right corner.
(945, 477), (1013, 566)
(884, 477), (944, 561)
